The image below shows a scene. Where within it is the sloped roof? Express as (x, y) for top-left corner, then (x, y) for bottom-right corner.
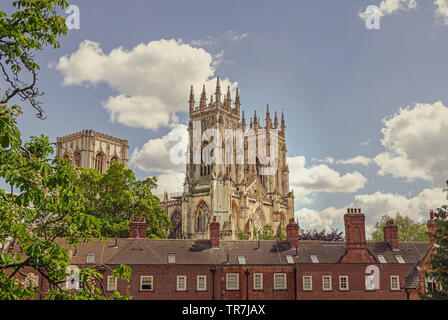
(55, 238), (430, 266)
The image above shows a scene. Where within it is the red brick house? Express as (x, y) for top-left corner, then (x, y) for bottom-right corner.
(21, 208), (438, 300)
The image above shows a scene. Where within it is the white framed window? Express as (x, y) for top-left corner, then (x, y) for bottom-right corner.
(339, 275), (349, 291)
(197, 275), (207, 291)
(390, 276), (400, 291)
(176, 275), (187, 291)
(226, 273), (239, 290)
(310, 255), (319, 263)
(395, 255), (405, 264)
(322, 275), (332, 291)
(377, 255), (387, 263)
(285, 255), (294, 264)
(253, 273), (263, 290)
(365, 275), (375, 291)
(168, 253), (176, 264)
(426, 276), (437, 293)
(140, 276), (153, 291)
(237, 256), (246, 265)
(274, 273), (287, 290)
(86, 253), (95, 264)
(303, 276), (312, 291)
(107, 275), (117, 291)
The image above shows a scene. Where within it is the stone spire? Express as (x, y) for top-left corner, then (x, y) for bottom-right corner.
(189, 85), (195, 112)
(274, 111), (278, 129)
(226, 86), (231, 109)
(265, 104), (272, 129)
(235, 87), (240, 112)
(242, 110), (246, 131)
(209, 94), (214, 108)
(253, 110), (257, 128)
(250, 117), (253, 129)
(215, 77), (221, 107)
(281, 112), (285, 134)
(200, 85), (207, 108)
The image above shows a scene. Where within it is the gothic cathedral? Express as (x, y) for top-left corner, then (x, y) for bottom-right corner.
(162, 78), (294, 240)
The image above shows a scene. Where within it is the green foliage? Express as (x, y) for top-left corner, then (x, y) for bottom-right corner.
(77, 163), (171, 238)
(253, 224), (286, 240)
(370, 213), (428, 242)
(422, 204), (448, 300)
(0, 1), (131, 299)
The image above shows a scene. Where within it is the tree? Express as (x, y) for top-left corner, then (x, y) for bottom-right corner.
(298, 228), (344, 241)
(253, 224), (287, 240)
(77, 162), (171, 239)
(370, 213), (427, 242)
(422, 187), (448, 299)
(0, 0), (131, 299)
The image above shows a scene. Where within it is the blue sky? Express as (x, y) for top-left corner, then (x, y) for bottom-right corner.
(3, 0), (448, 235)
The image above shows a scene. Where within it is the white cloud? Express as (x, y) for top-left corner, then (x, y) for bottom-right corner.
(336, 156), (372, 166)
(288, 156), (368, 205)
(154, 171), (186, 195)
(314, 156), (372, 166)
(295, 188), (445, 236)
(54, 39), (237, 130)
(190, 30), (249, 47)
(360, 139), (371, 147)
(374, 101), (448, 186)
(130, 124), (188, 173)
(359, 0), (416, 18)
(435, 0), (448, 24)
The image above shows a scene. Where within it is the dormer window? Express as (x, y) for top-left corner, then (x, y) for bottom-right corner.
(168, 253), (176, 264)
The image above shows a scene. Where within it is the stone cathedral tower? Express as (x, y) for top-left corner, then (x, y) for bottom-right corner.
(162, 78), (294, 240)
(55, 130), (129, 173)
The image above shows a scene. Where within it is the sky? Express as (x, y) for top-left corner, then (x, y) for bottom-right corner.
(2, 0), (448, 237)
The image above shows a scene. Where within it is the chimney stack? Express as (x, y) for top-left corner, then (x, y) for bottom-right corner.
(344, 208), (366, 249)
(383, 219), (399, 251)
(130, 216), (147, 238)
(286, 218), (299, 248)
(210, 216), (220, 248)
(341, 208), (376, 263)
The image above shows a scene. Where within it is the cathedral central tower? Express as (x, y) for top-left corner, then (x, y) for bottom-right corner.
(178, 78), (294, 240)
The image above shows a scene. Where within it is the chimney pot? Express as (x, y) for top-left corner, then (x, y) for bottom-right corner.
(383, 219), (399, 250)
(210, 216), (220, 248)
(129, 216), (147, 238)
(286, 218), (299, 249)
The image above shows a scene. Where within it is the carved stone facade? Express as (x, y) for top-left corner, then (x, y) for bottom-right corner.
(56, 129), (128, 173)
(162, 79), (295, 240)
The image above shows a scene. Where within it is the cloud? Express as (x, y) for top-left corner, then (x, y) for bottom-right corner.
(154, 171), (186, 195)
(374, 101), (448, 186)
(359, 0), (417, 19)
(288, 156), (368, 205)
(130, 124), (188, 173)
(435, 0), (448, 24)
(54, 39), (237, 130)
(190, 30), (249, 47)
(313, 156), (372, 166)
(360, 139), (371, 147)
(336, 156), (372, 166)
(295, 188), (445, 236)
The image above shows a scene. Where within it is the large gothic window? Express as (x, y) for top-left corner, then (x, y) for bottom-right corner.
(74, 151), (81, 166)
(95, 153), (104, 173)
(196, 202), (209, 232)
(169, 209), (182, 239)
